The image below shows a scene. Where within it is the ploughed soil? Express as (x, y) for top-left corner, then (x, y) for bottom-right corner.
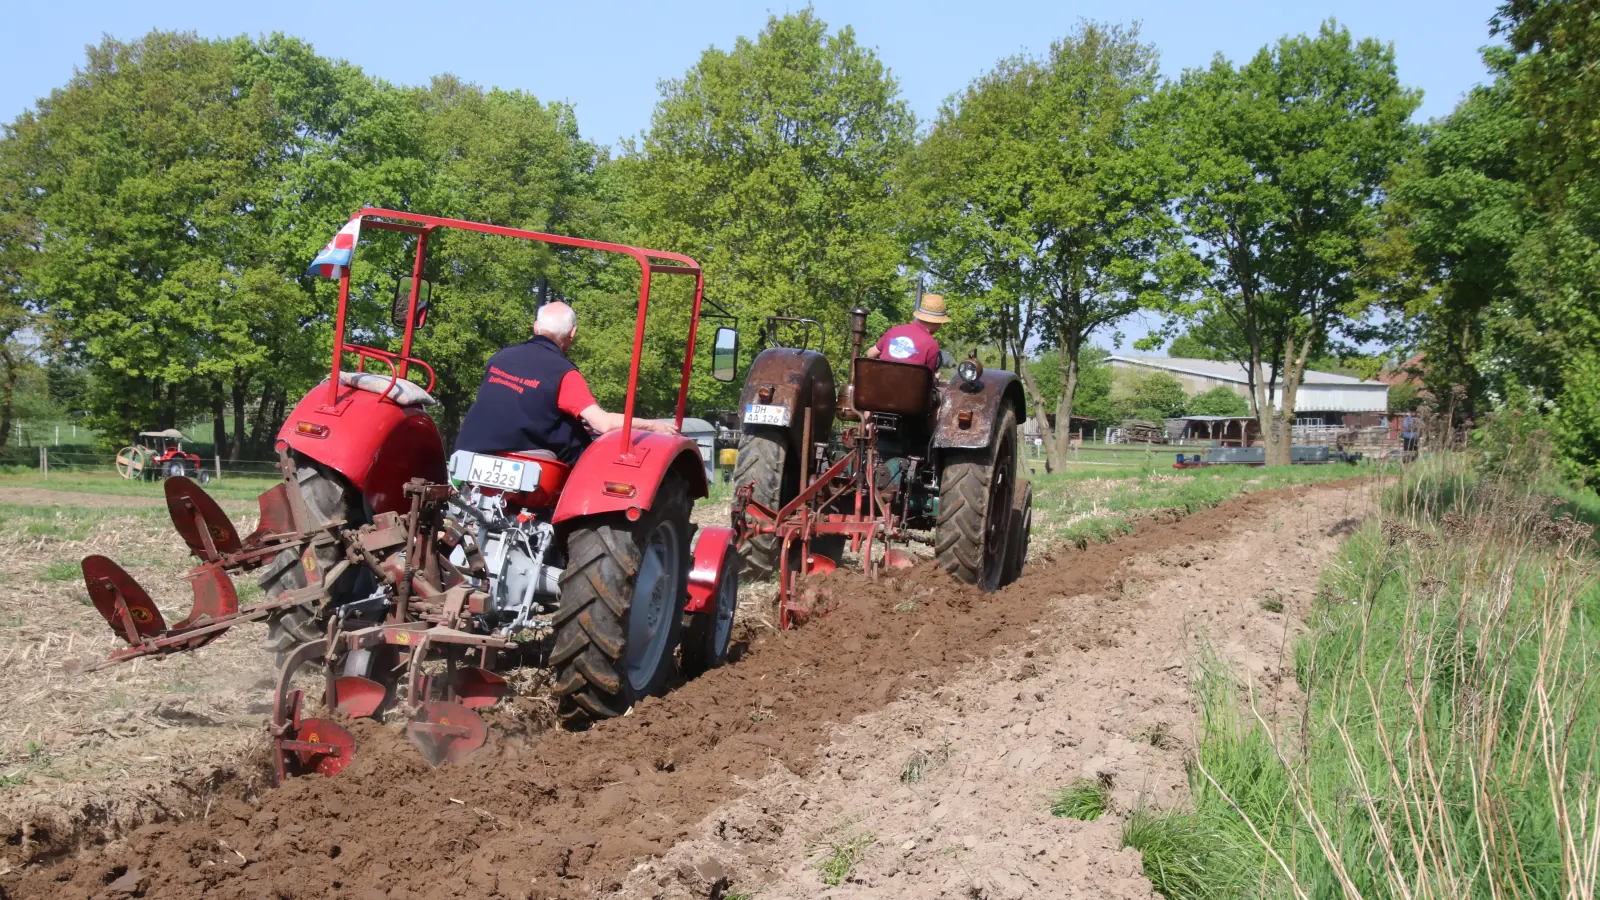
(4, 480), (1374, 900)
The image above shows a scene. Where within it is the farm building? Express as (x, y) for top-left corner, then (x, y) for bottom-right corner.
(1106, 355), (1389, 425)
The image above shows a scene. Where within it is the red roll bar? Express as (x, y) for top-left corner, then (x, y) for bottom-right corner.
(325, 208), (705, 460)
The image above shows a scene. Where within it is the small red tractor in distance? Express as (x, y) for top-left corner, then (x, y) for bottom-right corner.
(115, 430), (210, 483)
(76, 209), (742, 780)
(730, 309), (1032, 627)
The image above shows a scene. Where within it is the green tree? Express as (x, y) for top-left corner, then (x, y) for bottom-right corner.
(1165, 334), (1225, 361)
(1489, 0), (1600, 479)
(623, 10), (915, 412)
(1121, 371), (1189, 421)
(0, 32), (411, 455)
(1164, 21), (1419, 464)
(910, 22), (1189, 471)
(1374, 64), (1526, 427)
(1187, 385), (1250, 416)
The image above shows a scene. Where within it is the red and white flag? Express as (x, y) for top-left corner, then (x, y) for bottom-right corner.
(306, 218), (362, 278)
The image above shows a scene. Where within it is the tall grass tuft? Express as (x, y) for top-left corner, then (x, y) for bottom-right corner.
(1160, 452), (1600, 899)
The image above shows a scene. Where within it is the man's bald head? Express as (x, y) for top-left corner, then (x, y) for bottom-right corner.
(534, 302), (578, 351)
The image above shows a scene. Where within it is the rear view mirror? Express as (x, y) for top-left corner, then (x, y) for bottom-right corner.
(711, 326), (739, 383)
(392, 276), (433, 330)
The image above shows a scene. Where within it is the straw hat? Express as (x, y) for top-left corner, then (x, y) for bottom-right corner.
(913, 293), (952, 324)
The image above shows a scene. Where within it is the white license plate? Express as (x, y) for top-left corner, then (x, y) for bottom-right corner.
(744, 403), (791, 426)
(466, 455), (525, 490)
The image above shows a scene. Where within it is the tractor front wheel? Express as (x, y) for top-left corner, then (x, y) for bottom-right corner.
(935, 408), (1018, 592)
(552, 475), (692, 723)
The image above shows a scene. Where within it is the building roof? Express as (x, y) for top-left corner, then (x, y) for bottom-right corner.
(1107, 355), (1386, 387)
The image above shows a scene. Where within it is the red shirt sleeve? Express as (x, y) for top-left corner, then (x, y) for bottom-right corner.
(557, 370), (598, 418)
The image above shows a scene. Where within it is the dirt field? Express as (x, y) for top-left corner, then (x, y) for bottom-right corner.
(0, 476), (1378, 899)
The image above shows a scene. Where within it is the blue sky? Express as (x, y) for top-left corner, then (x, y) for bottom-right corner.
(4, 0), (1502, 352)
(5, 0), (1502, 146)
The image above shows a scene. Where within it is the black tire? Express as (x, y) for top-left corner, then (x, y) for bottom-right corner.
(198, 469), (212, 484)
(1001, 481), (1032, 586)
(732, 428), (797, 580)
(166, 461), (185, 480)
(552, 475), (692, 723)
(681, 547), (739, 678)
(257, 455), (370, 659)
(936, 408), (1018, 592)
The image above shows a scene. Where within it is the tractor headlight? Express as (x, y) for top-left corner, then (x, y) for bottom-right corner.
(955, 358), (983, 385)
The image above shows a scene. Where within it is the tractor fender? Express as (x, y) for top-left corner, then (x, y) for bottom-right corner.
(552, 429), (709, 524)
(278, 383), (447, 515)
(932, 369), (1027, 451)
(737, 348), (835, 449)
(684, 525), (736, 614)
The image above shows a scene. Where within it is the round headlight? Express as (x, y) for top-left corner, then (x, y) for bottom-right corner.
(956, 358), (983, 384)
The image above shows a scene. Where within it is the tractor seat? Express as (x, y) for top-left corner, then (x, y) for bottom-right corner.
(503, 449), (561, 462)
(339, 371), (437, 407)
(852, 357), (934, 418)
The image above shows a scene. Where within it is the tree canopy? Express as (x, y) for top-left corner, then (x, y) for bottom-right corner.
(910, 21), (1188, 471)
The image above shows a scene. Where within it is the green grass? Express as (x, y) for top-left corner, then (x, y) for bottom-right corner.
(1028, 461), (1377, 550)
(38, 558), (81, 582)
(816, 831), (875, 887)
(1122, 455), (1600, 900)
(1049, 777), (1111, 821)
(0, 472), (281, 503)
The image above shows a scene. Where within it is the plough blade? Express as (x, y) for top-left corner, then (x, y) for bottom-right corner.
(250, 481), (298, 544)
(165, 477), (242, 562)
(83, 555), (167, 643)
(83, 555), (242, 661)
(171, 562), (240, 631)
(332, 676), (388, 719)
(450, 666), (507, 709)
(408, 701), (486, 767)
(282, 717), (356, 777)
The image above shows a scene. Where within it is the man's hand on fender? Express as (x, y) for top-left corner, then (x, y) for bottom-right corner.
(639, 419), (680, 436)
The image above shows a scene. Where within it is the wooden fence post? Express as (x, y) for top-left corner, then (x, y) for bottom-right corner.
(40, 445), (48, 478)
(215, 454), (222, 482)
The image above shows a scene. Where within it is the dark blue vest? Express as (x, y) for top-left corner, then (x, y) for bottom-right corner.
(454, 336), (593, 465)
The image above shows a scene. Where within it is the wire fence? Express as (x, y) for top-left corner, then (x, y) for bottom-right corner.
(3, 447), (284, 480)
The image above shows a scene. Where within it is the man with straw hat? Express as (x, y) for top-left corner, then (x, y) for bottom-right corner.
(865, 292), (950, 375)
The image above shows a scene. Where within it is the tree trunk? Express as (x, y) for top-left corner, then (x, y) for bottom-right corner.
(230, 373), (249, 462)
(268, 388), (287, 447)
(0, 342), (16, 450)
(1017, 365), (1060, 473)
(1053, 338), (1081, 466)
(210, 380), (228, 459)
(248, 383), (274, 456)
(1272, 332), (1312, 467)
(160, 383), (180, 431)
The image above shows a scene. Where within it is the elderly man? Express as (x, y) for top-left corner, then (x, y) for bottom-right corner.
(864, 293), (950, 375)
(455, 302), (677, 465)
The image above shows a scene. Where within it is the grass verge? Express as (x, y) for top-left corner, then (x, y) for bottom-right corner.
(1028, 461), (1378, 550)
(1126, 453), (1600, 899)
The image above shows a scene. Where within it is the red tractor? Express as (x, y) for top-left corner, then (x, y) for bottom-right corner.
(76, 210), (742, 779)
(731, 309), (1032, 627)
(115, 430), (210, 483)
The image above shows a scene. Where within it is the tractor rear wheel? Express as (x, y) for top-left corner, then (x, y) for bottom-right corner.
(935, 408), (1018, 592)
(552, 475), (692, 723)
(732, 428), (797, 580)
(257, 455), (371, 660)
